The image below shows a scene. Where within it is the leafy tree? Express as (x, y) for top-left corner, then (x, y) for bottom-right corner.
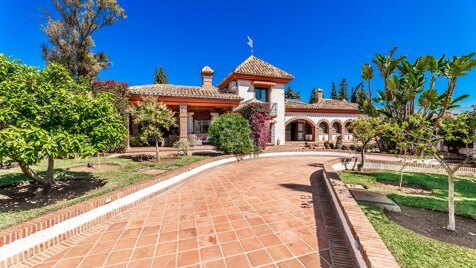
(154, 66), (168, 84)
(339, 78), (349, 101)
(91, 80), (129, 150)
(131, 97), (176, 162)
(309, 88), (320, 103)
(406, 112), (476, 231)
(0, 55), (126, 193)
(330, 82), (338, 100)
(41, 0), (126, 81)
(372, 46), (405, 109)
(284, 86), (300, 99)
(361, 63), (374, 102)
(348, 117), (384, 169)
(208, 113), (253, 155)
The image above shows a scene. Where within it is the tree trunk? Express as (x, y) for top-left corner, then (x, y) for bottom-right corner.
(367, 80), (372, 103)
(19, 161), (53, 193)
(155, 140), (160, 163)
(359, 142), (367, 171)
(447, 173), (456, 231)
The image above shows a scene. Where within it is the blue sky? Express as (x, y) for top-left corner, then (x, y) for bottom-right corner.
(1, 0), (475, 111)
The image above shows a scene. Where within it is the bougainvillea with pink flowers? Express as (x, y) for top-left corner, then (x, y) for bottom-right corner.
(239, 102), (272, 152)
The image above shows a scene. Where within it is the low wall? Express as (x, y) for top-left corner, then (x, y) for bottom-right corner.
(324, 159), (400, 268)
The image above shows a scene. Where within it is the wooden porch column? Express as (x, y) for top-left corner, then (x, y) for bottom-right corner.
(179, 104), (188, 141)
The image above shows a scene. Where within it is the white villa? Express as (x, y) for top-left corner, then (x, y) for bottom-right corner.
(128, 56), (361, 147)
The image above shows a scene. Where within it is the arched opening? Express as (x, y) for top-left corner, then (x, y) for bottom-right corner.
(317, 122), (329, 141)
(331, 122), (342, 141)
(285, 119), (315, 141)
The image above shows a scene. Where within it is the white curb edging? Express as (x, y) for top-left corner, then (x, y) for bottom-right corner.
(0, 151), (403, 263)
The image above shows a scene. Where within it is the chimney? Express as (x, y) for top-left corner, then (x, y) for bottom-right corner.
(201, 66), (214, 89)
(311, 88), (324, 104)
(316, 88), (324, 103)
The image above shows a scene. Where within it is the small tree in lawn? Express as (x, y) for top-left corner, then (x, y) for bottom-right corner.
(408, 112), (476, 231)
(208, 113), (253, 155)
(131, 97), (176, 162)
(348, 117), (383, 170)
(0, 55), (126, 193)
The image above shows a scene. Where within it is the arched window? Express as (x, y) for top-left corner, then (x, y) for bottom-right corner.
(332, 122), (341, 134)
(319, 122), (328, 134)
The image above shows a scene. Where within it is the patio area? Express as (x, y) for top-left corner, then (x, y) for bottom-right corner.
(23, 156), (353, 268)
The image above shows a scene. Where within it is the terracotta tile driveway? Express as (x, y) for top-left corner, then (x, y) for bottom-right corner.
(27, 156), (354, 268)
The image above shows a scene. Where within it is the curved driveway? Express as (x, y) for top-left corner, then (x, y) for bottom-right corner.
(28, 156), (353, 268)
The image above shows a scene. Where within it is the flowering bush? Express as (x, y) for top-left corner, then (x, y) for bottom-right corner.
(240, 102), (272, 152)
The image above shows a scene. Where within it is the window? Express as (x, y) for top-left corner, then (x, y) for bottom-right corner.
(193, 119), (210, 133)
(319, 123), (328, 134)
(255, 88), (268, 102)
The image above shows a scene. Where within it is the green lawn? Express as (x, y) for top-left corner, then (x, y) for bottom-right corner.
(362, 204), (476, 268)
(0, 155), (206, 230)
(339, 170), (476, 218)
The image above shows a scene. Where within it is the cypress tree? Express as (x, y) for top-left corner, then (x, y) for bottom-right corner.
(154, 66), (168, 84)
(339, 78), (348, 101)
(330, 82), (338, 100)
(285, 86), (301, 99)
(159, 67), (168, 84)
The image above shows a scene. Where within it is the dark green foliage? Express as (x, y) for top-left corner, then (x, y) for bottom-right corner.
(208, 113), (253, 155)
(350, 82), (368, 103)
(154, 66), (168, 84)
(339, 78), (348, 101)
(91, 80), (129, 151)
(284, 86), (300, 99)
(330, 82), (338, 100)
(0, 54), (127, 191)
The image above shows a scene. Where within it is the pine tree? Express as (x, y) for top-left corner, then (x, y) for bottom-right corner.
(339, 78), (348, 101)
(309, 88), (320, 103)
(285, 86), (301, 99)
(154, 66), (168, 84)
(330, 82), (338, 100)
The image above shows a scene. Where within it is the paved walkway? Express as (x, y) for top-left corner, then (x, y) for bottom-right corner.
(25, 156), (354, 268)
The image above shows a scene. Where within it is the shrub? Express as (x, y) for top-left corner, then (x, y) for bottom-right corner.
(239, 102), (272, 152)
(91, 80), (129, 151)
(329, 142), (335, 149)
(209, 113), (253, 155)
(342, 145), (348, 150)
(335, 135), (343, 149)
(173, 140), (190, 156)
(324, 140), (330, 149)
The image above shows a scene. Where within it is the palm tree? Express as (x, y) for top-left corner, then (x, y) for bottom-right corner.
(372, 47), (404, 109)
(361, 63), (374, 103)
(438, 53), (476, 119)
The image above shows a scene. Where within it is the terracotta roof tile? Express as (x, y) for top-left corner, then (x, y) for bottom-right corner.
(285, 99), (359, 111)
(218, 56), (294, 86)
(128, 84), (241, 100)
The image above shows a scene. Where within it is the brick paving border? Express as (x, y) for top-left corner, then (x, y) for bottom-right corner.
(1, 152), (407, 268)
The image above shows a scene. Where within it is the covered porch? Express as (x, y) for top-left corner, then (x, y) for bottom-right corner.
(129, 95), (240, 148)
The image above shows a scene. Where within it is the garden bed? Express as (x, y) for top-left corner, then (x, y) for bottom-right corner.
(0, 155), (206, 230)
(386, 205), (476, 249)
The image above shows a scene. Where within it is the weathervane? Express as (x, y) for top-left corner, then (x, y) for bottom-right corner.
(247, 36), (253, 55)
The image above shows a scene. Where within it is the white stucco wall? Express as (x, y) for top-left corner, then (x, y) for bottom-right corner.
(270, 84), (286, 145)
(285, 112), (361, 142)
(233, 80), (286, 145)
